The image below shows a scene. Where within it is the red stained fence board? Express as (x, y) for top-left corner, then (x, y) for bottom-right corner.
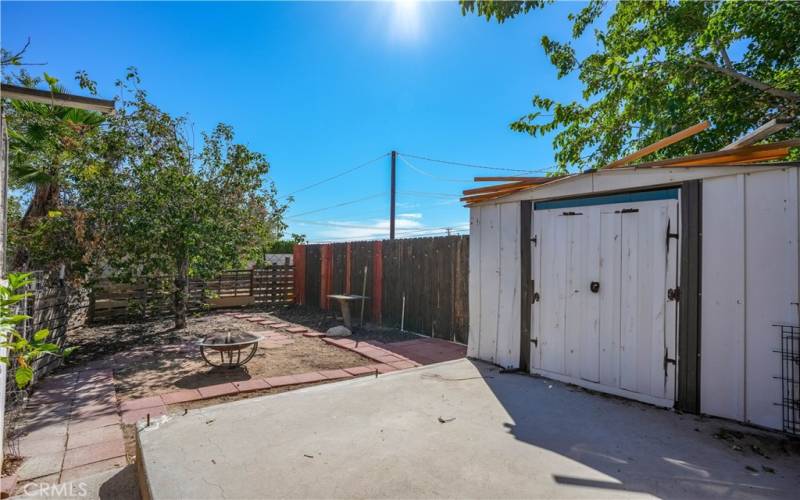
(372, 241), (382, 324)
(320, 243), (334, 310)
(345, 242), (352, 295)
(294, 245), (306, 305)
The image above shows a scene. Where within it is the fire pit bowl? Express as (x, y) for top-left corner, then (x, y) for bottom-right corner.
(198, 332), (262, 368)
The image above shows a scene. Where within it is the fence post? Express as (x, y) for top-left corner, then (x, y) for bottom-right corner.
(372, 241), (382, 324)
(293, 244), (306, 305)
(345, 242), (352, 295)
(320, 244), (333, 310)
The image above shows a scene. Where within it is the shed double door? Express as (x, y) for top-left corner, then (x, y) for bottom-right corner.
(531, 198), (679, 405)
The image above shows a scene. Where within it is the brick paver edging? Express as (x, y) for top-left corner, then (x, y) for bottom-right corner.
(119, 364), (396, 424)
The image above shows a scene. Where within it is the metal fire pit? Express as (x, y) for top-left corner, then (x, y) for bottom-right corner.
(198, 332), (262, 368)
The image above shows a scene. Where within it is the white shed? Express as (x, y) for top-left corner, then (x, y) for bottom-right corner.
(467, 162), (800, 432)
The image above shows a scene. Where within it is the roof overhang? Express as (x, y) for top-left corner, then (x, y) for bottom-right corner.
(1, 83), (115, 114)
(468, 162), (800, 207)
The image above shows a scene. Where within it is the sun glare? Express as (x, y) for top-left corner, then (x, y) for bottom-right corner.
(391, 0), (422, 42)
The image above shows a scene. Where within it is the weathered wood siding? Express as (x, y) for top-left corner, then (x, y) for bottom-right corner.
(468, 204), (521, 368)
(701, 168), (800, 431)
(298, 236), (469, 343)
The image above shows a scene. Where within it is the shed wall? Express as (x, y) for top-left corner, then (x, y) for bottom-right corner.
(701, 168), (800, 430)
(468, 204), (521, 368)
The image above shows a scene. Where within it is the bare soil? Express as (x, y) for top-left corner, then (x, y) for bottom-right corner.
(267, 304), (424, 344)
(68, 312), (371, 400)
(2, 454), (23, 477)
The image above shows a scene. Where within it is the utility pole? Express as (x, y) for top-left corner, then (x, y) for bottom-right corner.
(390, 150), (397, 240)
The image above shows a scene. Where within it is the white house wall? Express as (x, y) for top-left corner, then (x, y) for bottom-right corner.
(467, 204), (521, 368)
(701, 168), (800, 430)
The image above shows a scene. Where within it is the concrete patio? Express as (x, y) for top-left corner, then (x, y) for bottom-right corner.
(138, 358), (800, 499)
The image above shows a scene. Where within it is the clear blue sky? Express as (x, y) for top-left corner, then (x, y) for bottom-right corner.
(2, 1), (597, 242)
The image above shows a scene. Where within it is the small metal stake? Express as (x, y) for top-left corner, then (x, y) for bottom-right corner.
(400, 294), (406, 332)
(360, 265), (368, 328)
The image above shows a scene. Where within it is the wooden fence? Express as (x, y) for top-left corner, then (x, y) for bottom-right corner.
(90, 266), (294, 323)
(8, 273), (89, 394)
(294, 236), (469, 343)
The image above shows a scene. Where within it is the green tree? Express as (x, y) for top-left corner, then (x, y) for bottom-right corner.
(3, 71), (106, 272)
(461, 0), (800, 172)
(264, 234), (306, 255)
(81, 75), (288, 329)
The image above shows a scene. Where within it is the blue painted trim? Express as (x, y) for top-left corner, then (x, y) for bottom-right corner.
(534, 188), (679, 211)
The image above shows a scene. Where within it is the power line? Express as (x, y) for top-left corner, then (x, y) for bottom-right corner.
(309, 227), (468, 243)
(287, 192), (387, 218)
(283, 152), (388, 198)
(398, 190), (461, 199)
(287, 219), (388, 230)
(398, 155), (471, 183)
(289, 218), (468, 233)
(399, 152), (552, 174)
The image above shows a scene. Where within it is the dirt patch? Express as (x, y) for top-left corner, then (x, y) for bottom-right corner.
(65, 312), (223, 366)
(2, 454), (23, 477)
(268, 305), (425, 343)
(69, 313), (371, 400)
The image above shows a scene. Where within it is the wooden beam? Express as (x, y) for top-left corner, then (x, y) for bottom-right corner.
(473, 176), (548, 182)
(1, 83), (115, 113)
(721, 117), (795, 150)
(606, 121), (710, 169)
(462, 179), (547, 196)
(631, 138), (800, 169)
(461, 184), (537, 204)
(674, 149), (790, 167)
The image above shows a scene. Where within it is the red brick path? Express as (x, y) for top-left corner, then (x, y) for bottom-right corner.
(11, 368), (126, 492)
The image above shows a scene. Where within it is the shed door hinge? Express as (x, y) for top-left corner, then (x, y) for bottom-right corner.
(615, 208), (639, 214)
(667, 287), (681, 302)
(561, 211), (582, 216)
(666, 219), (679, 247)
(532, 292), (540, 303)
(531, 338), (538, 347)
(531, 235), (537, 246)
(664, 350), (676, 374)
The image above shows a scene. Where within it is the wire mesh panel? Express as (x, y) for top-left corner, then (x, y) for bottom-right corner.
(776, 324), (800, 436)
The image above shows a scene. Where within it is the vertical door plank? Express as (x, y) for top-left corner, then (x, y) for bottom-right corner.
(701, 175), (746, 422)
(580, 209), (601, 382)
(467, 208), (482, 357)
(620, 210), (640, 392)
(598, 210), (621, 387)
(478, 206), (500, 363)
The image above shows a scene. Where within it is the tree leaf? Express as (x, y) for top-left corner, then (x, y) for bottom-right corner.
(15, 366), (33, 388)
(33, 329), (49, 342)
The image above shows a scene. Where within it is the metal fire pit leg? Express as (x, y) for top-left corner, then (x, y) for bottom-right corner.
(200, 342), (259, 369)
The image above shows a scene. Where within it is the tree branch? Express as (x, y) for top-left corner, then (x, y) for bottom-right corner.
(0, 38), (46, 67)
(694, 57), (800, 102)
(718, 46), (734, 71)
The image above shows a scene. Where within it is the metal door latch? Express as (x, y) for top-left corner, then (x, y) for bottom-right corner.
(667, 287), (681, 301)
(664, 351), (676, 374)
(532, 292), (540, 303)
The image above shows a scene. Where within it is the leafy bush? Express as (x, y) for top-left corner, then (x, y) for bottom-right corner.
(0, 273), (75, 388)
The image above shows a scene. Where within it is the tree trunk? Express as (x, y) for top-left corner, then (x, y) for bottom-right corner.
(12, 182), (60, 270)
(22, 182), (60, 226)
(174, 256), (189, 330)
